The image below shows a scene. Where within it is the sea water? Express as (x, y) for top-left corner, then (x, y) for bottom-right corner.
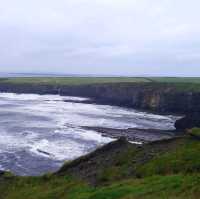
(0, 92), (177, 175)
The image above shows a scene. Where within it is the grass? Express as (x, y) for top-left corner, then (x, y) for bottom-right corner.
(149, 77), (200, 83)
(2, 76), (200, 84)
(0, 77), (151, 85)
(188, 128), (200, 138)
(97, 137), (200, 184)
(1, 134), (200, 198)
(1, 174), (200, 199)
(91, 175), (200, 199)
(137, 137), (200, 177)
(1, 77), (200, 91)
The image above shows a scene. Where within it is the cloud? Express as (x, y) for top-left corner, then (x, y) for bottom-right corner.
(0, 0), (199, 75)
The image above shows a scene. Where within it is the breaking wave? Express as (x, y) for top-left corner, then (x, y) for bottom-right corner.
(0, 92), (178, 175)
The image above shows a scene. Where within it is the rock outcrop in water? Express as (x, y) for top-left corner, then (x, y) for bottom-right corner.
(83, 126), (176, 143)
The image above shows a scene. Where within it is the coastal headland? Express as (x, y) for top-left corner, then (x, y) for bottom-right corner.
(0, 77), (200, 199)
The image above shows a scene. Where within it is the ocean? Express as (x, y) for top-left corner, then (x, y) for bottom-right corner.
(0, 92), (177, 175)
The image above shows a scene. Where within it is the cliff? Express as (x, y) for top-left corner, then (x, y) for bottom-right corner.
(0, 81), (199, 114)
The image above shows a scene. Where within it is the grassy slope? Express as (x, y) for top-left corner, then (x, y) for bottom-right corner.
(1, 133), (200, 199)
(2, 174), (200, 199)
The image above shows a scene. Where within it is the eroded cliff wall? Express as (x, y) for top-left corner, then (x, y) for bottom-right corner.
(0, 82), (199, 114)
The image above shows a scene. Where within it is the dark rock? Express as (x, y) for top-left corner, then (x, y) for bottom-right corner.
(82, 126), (175, 143)
(0, 171), (5, 176)
(175, 112), (200, 130)
(37, 149), (51, 156)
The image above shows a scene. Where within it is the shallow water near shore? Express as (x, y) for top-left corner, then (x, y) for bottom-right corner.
(0, 92), (178, 175)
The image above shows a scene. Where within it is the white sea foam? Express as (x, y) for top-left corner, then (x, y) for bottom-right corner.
(129, 141), (143, 145)
(29, 138), (93, 160)
(0, 92), (177, 129)
(0, 92), (179, 173)
(0, 164), (6, 171)
(0, 92), (89, 102)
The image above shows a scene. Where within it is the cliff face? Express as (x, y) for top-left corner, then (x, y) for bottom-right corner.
(175, 112), (200, 130)
(0, 82), (199, 114)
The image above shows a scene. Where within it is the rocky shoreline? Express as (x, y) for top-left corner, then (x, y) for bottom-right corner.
(82, 126), (178, 143)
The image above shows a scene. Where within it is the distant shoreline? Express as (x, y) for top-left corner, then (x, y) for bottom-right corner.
(0, 72), (200, 78)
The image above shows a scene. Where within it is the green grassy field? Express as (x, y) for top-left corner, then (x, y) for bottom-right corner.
(1, 77), (200, 92)
(0, 77), (151, 85)
(149, 77), (200, 83)
(1, 130), (200, 199)
(1, 77), (200, 85)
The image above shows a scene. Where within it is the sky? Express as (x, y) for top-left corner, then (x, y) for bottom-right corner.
(0, 0), (200, 76)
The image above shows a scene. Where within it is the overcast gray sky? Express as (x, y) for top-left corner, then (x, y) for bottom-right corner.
(0, 0), (200, 76)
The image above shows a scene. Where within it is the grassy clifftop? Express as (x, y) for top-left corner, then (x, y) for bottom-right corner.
(1, 77), (200, 91)
(0, 77), (150, 85)
(1, 130), (200, 199)
(2, 76), (200, 84)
